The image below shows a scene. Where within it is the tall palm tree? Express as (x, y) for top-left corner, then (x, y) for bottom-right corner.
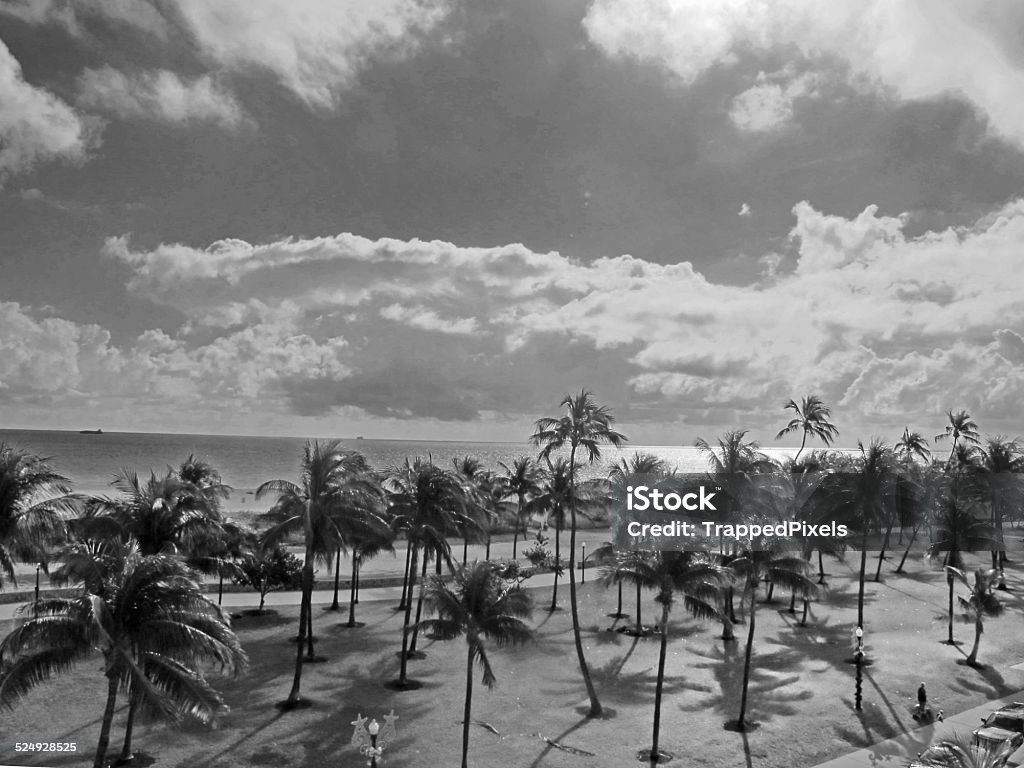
(775, 395), (839, 463)
(532, 390), (626, 718)
(0, 444), (75, 588)
(499, 457), (544, 560)
(386, 457), (474, 688)
(935, 410), (981, 470)
(0, 545), (247, 768)
(842, 440), (899, 631)
(974, 437), (1024, 569)
(728, 547), (816, 731)
(604, 550), (658, 636)
(602, 551), (724, 764)
(176, 454), (232, 513)
(414, 561), (533, 768)
(257, 442), (383, 707)
(945, 566), (1003, 666)
(527, 457), (575, 612)
(928, 482), (992, 645)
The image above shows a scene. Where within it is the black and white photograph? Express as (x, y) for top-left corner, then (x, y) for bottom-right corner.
(2, 1), (1024, 766)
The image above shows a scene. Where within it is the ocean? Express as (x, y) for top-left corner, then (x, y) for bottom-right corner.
(0, 429), (797, 520)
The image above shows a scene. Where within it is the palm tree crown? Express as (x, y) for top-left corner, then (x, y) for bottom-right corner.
(775, 395), (839, 462)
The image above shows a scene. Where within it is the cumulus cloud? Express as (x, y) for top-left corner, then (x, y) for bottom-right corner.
(0, 0), (169, 38)
(76, 67), (245, 128)
(0, 40), (98, 182)
(729, 71), (816, 132)
(584, 0), (1024, 145)
(171, 0), (451, 108)
(92, 199), (1024, 437)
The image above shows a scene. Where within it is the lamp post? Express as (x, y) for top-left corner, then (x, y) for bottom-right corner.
(581, 542), (586, 583)
(352, 711), (397, 766)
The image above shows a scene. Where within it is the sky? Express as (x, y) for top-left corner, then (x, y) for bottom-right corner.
(1, 0), (1023, 447)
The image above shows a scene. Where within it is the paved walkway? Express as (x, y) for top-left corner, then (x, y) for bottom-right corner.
(811, 693), (1024, 768)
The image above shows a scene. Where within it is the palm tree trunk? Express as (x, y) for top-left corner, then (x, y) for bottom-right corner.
(967, 614), (982, 665)
(287, 563), (312, 704)
(94, 671), (120, 768)
(857, 529), (868, 629)
(218, 573), (224, 606)
(896, 523), (920, 573)
(305, 588), (315, 659)
(347, 554), (359, 627)
(354, 555), (361, 604)
(330, 547), (342, 610)
(617, 581), (623, 617)
(635, 580), (643, 635)
(485, 531), (491, 561)
(651, 601), (670, 765)
(550, 525), (560, 611)
(794, 432), (808, 463)
(512, 501), (522, 559)
(800, 592), (809, 626)
(119, 695), (137, 761)
(568, 449), (602, 718)
(817, 550), (826, 584)
(788, 589), (797, 613)
(461, 643), (474, 768)
(462, 535), (468, 566)
(399, 545), (419, 683)
(947, 573), (955, 644)
(737, 583), (757, 730)
(398, 542), (412, 610)
(875, 518), (895, 582)
(409, 554), (429, 654)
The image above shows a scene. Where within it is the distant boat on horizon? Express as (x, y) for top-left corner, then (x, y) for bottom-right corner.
(356, 435), (364, 440)
(79, 428), (103, 434)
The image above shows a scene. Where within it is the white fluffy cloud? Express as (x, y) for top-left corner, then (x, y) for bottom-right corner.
(0, 40), (96, 181)
(76, 68), (245, 128)
(584, 0), (1024, 145)
(172, 0), (450, 109)
(729, 71), (816, 132)
(91, 198), (1024, 437)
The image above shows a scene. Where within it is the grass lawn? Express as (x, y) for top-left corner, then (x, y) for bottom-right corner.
(2, 548), (1023, 768)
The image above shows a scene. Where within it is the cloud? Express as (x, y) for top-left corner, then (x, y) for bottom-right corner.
(738, 203), (751, 217)
(91, 197), (1024, 438)
(76, 67), (245, 128)
(584, 0), (1024, 145)
(729, 71), (816, 132)
(0, 40), (98, 182)
(171, 0), (451, 109)
(0, 0), (169, 38)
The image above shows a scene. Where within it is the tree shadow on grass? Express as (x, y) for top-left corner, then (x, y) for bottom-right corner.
(526, 714), (593, 768)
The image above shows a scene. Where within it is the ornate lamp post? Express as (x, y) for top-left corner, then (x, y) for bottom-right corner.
(351, 710), (397, 766)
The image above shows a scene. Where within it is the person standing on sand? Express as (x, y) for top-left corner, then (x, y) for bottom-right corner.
(917, 683), (927, 712)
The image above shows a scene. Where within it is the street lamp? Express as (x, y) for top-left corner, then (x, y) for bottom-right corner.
(351, 710), (397, 766)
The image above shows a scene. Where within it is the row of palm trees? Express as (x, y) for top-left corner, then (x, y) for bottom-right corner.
(1, 395), (1021, 766)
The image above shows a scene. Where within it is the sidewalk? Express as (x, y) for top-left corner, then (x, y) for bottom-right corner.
(811, 692), (1024, 768)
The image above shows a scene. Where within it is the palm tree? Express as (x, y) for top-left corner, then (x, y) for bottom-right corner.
(414, 561), (533, 768)
(176, 454), (232, 512)
(912, 734), (1016, 767)
(0, 444), (75, 588)
(602, 551), (724, 764)
(695, 430), (769, 631)
(527, 457), (574, 612)
(187, 521), (247, 605)
(499, 457), (544, 560)
(343, 522), (394, 628)
(935, 410), (981, 470)
(85, 469), (223, 556)
(257, 442), (383, 707)
(842, 440), (899, 631)
(385, 458), (474, 688)
(604, 550), (658, 636)
(974, 437), (1024, 569)
(0, 545), (247, 768)
(728, 546), (816, 731)
(928, 482), (992, 645)
(532, 390), (626, 718)
(775, 395), (839, 463)
(895, 428), (931, 466)
(945, 567), (1003, 666)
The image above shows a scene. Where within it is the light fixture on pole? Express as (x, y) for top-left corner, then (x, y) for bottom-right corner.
(351, 710), (397, 766)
